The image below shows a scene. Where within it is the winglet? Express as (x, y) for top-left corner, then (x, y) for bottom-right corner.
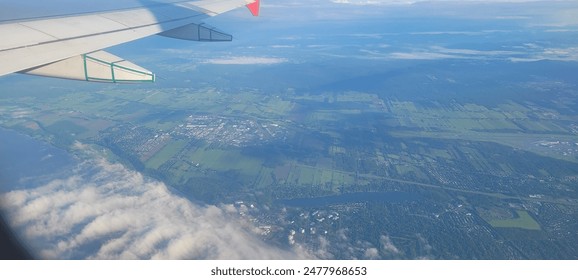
(246, 0), (260, 16)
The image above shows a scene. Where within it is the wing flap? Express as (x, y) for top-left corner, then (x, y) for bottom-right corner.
(159, 23), (232, 42)
(21, 51), (155, 83)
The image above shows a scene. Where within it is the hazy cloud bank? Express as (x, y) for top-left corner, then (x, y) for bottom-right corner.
(203, 56), (289, 65)
(0, 146), (309, 259)
(360, 44), (578, 62)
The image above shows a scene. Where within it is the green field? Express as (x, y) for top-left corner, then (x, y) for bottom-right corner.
(145, 140), (187, 169)
(189, 147), (263, 175)
(488, 210), (541, 230)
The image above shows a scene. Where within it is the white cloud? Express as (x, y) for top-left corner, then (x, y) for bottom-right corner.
(0, 153), (310, 259)
(431, 46), (521, 56)
(388, 51), (465, 60)
(363, 247), (380, 259)
(203, 56), (288, 65)
(380, 235), (400, 256)
(363, 43), (578, 62)
(270, 45), (296, 48)
(510, 46), (578, 62)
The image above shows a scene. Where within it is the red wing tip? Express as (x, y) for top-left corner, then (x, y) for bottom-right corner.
(246, 0), (260, 16)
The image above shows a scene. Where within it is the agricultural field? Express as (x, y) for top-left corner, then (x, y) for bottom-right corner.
(488, 210), (541, 231)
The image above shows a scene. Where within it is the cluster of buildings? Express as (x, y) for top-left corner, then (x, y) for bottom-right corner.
(173, 115), (286, 147)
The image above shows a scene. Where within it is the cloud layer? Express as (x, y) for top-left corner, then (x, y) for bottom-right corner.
(0, 149), (309, 259)
(203, 56), (288, 65)
(356, 44), (578, 62)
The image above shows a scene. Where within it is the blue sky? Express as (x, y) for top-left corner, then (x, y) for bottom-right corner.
(251, 0), (578, 22)
(128, 0), (578, 71)
(3, 0), (577, 25)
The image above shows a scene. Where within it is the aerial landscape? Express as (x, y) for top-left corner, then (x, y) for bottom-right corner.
(1, 0), (578, 260)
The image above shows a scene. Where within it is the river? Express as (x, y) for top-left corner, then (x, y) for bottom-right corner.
(0, 127), (77, 192)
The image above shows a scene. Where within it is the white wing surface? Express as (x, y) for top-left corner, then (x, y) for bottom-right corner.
(0, 0), (260, 82)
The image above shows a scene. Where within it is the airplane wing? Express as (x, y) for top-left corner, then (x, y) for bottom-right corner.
(0, 0), (260, 83)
